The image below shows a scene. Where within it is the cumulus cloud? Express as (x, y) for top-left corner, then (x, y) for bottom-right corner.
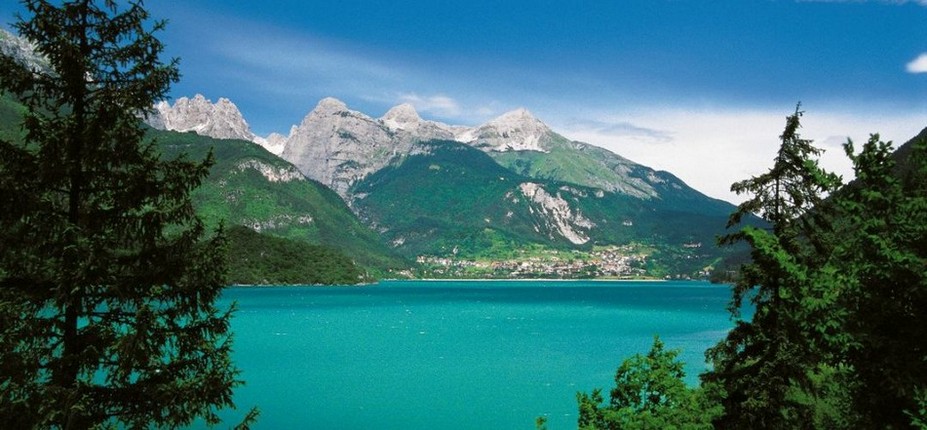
(907, 53), (927, 74)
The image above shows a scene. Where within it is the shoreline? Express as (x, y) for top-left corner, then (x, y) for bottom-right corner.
(226, 277), (687, 287)
(396, 277), (669, 283)
(227, 282), (375, 288)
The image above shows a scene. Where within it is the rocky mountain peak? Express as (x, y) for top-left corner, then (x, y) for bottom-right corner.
(0, 28), (51, 73)
(148, 94), (256, 142)
(487, 108), (549, 131)
(296, 97), (374, 129)
(496, 107), (533, 120)
(378, 102), (457, 143)
(254, 133), (288, 156)
(470, 107), (553, 153)
(380, 103), (422, 131)
(281, 98), (408, 198)
(313, 97), (350, 115)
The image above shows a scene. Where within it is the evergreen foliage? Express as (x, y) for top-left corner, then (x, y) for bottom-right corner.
(226, 225), (365, 285)
(577, 337), (720, 430)
(705, 105), (844, 428)
(580, 107), (927, 428)
(0, 1), (254, 428)
(831, 135), (927, 427)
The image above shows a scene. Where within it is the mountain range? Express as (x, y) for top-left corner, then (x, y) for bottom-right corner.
(151, 94), (732, 208)
(148, 94), (750, 278)
(152, 94), (718, 207)
(3, 28), (926, 282)
(1, 27), (751, 279)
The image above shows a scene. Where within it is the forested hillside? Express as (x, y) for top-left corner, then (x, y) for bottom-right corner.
(226, 225), (366, 285)
(152, 128), (407, 275)
(578, 111), (927, 429)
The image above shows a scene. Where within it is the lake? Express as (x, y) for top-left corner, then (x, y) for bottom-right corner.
(212, 280), (739, 430)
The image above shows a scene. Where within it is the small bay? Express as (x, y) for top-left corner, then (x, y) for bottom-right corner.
(213, 280), (739, 429)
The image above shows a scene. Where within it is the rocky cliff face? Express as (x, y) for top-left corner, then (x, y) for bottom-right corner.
(148, 94), (257, 142)
(0, 28), (50, 74)
(277, 99), (566, 201)
(380, 103), (455, 141)
(469, 108), (554, 153)
(147, 95), (731, 220)
(519, 182), (595, 245)
(280, 98), (414, 198)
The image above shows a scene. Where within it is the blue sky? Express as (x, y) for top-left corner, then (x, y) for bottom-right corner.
(2, 0), (926, 202)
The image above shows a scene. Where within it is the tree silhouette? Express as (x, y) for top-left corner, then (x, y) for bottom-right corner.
(0, 1), (254, 428)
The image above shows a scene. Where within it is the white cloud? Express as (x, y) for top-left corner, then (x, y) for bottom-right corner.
(563, 118), (674, 144)
(163, 7), (511, 129)
(475, 106), (497, 117)
(208, 31), (405, 101)
(554, 107), (927, 204)
(397, 93), (462, 118)
(907, 53), (927, 73)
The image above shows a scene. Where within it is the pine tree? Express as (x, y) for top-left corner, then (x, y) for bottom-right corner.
(0, 1), (253, 428)
(832, 135), (927, 427)
(701, 110), (926, 428)
(704, 105), (843, 428)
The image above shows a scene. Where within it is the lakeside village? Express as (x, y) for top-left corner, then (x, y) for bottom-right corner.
(411, 243), (712, 280)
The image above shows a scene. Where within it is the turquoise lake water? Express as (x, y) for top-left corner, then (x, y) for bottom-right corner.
(211, 280), (739, 430)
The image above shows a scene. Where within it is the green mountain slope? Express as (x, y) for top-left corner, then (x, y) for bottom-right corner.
(490, 131), (734, 216)
(892, 126), (927, 174)
(0, 95), (25, 143)
(352, 140), (746, 276)
(151, 129), (407, 273)
(354, 140), (547, 256)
